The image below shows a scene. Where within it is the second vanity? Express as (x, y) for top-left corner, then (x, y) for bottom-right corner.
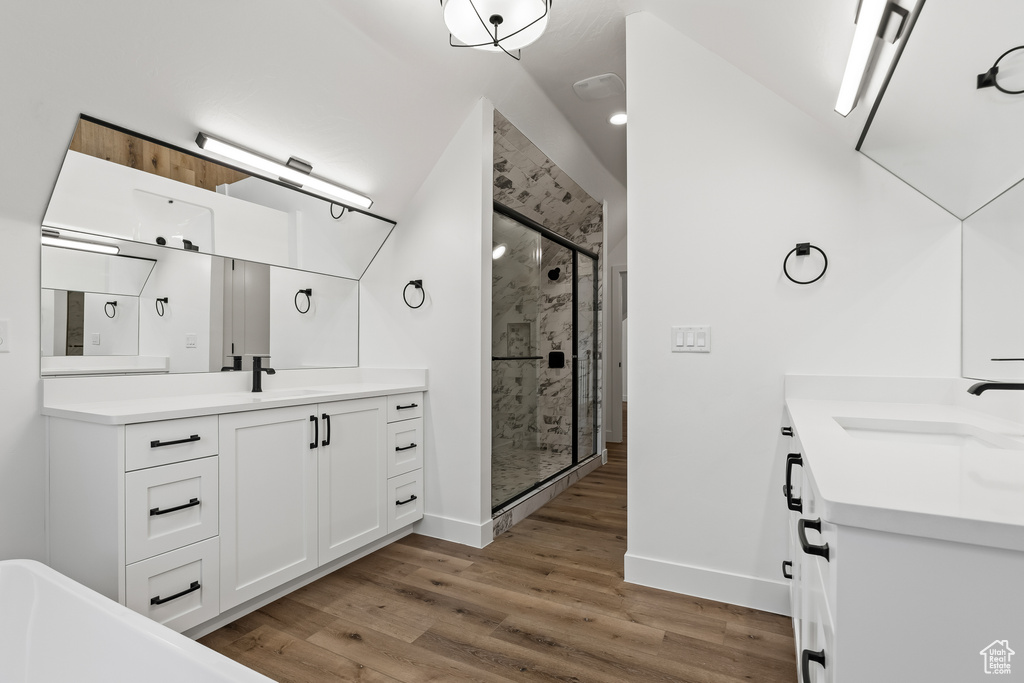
(782, 376), (1024, 682)
(42, 367), (426, 638)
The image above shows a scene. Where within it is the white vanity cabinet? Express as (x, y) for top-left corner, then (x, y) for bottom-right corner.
(384, 393), (424, 532)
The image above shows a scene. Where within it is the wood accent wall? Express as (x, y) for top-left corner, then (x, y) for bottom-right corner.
(69, 118), (249, 192)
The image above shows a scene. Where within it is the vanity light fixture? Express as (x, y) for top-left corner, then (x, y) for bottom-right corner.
(835, 0), (891, 116)
(492, 243), (507, 259)
(41, 230), (120, 255)
(609, 112), (627, 126)
(442, 0), (552, 60)
(195, 133), (373, 210)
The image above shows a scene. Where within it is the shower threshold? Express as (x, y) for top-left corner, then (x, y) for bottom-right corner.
(491, 451), (603, 537)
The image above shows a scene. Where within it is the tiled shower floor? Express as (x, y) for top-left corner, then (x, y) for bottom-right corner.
(491, 443), (572, 509)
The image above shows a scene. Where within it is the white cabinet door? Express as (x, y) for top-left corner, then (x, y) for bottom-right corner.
(219, 405), (318, 611)
(318, 397), (387, 564)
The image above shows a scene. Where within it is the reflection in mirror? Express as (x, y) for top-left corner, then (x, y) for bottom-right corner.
(44, 116), (396, 279)
(962, 179), (1024, 381)
(858, 1), (1024, 218)
(40, 232), (359, 376)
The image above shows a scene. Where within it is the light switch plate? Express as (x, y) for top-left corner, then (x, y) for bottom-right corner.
(185, 333), (198, 349)
(0, 320), (8, 353)
(671, 325), (711, 353)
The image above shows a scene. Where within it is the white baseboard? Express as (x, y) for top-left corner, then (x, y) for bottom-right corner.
(624, 552), (790, 616)
(416, 513), (493, 549)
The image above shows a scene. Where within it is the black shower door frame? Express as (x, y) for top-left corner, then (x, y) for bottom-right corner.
(493, 202), (599, 513)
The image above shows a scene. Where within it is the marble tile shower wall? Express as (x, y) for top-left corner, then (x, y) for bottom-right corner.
(493, 110), (604, 462)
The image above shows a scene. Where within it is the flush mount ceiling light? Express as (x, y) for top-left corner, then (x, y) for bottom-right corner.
(195, 133), (373, 210)
(41, 229), (119, 255)
(609, 112), (627, 126)
(442, 0), (552, 61)
(835, 0), (908, 116)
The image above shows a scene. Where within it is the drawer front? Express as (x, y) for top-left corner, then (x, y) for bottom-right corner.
(387, 392), (423, 423)
(125, 537), (220, 633)
(387, 418), (423, 478)
(125, 456), (219, 564)
(126, 416), (219, 471)
(387, 470), (423, 533)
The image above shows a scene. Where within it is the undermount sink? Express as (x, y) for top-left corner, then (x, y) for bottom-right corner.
(229, 388), (331, 402)
(834, 416), (1024, 451)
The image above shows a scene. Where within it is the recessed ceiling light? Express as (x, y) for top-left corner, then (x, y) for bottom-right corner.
(492, 244), (507, 260)
(609, 113), (627, 126)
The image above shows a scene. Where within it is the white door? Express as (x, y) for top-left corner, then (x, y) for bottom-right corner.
(318, 397), (387, 564)
(219, 405), (318, 610)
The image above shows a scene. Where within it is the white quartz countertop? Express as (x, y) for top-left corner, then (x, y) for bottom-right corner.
(786, 397), (1024, 552)
(42, 382), (427, 425)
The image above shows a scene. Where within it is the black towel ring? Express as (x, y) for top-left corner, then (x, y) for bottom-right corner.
(783, 243), (828, 285)
(155, 297), (168, 317)
(294, 288), (312, 314)
(330, 203), (346, 219)
(403, 280), (425, 309)
(104, 301), (117, 318)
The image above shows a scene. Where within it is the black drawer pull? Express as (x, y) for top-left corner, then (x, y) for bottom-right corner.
(801, 648), (826, 680)
(310, 415), (319, 450)
(785, 453), (803, 512)
(150, 498), (200, 516)
(150, 580), (200, 605)
(798, 518), (829, 561)
(322, 413), (331, 447)
(396, 403), (418, 410)
(781, 426), (793, 437)
(150, 434), (200, 448)
(396, 494), (418, 506)
(395, 443), (418, 452)
(782, 561), (793, 580)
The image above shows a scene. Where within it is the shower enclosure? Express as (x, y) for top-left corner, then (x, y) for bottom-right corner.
(491, 203), (599, 512)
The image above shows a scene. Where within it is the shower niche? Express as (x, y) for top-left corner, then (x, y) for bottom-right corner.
(491, 204), (598, 512)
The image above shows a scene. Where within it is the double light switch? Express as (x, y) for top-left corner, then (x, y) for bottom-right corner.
(671, 326), (710, 353)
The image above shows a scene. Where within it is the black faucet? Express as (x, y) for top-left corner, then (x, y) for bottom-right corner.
(252, 356), (276, 392)
(221, 355), (243, 372)
(967, 382), (1024, 395)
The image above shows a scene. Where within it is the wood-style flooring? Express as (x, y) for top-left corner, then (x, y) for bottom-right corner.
(200, 405), (797, 682)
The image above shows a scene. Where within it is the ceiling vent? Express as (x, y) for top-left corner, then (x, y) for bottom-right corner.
(572, 73), (625, 101)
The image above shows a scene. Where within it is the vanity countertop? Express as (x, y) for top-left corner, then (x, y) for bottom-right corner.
(42, 381), (426, 425)
(787, 396), (1024, 552)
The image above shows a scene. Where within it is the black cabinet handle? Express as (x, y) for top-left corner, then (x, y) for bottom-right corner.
(396, 403), (418, 410)
(150, 498), (200, 516)
(798, 518), (829, 561)
(395, 443), (418, 452)
(801, 649), (826, 681)
(781, 426), (793, 437)
(150, 580), (200, 605)
(150, 434), (200, 448)
(782, 561), (793, 580)
(310, 415), (319, 450)
(784, 453), (803, 512)
(322, 413), (331, 447)
(396, 494), (418, 506)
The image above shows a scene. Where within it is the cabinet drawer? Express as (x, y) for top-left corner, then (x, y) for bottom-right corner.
(387, 392), (423, 422)
(126, 416), (219, 471)
(387, 470), (423, 533)
(125, 456), (219, 564)
(125, 537), (220, 633)
(387, 418), (423, 477)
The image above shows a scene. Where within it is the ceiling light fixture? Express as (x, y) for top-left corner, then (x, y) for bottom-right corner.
(195, 133), (373, 210)
(41, 230), (120, 255)
(609, 113), (627, 126)
(492, 243), (507, 259)
(442, 0), (552, 61)
(835, 0), (891, 117)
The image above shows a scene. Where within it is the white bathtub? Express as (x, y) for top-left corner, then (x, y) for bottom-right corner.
(0, 560), (271, 682)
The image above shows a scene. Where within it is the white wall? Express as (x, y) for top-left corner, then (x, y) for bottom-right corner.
(625, 13), (962, 613)
(269, 268), (358, 370)
(83, 294), (139, 356)
(360, 99), (493, 547)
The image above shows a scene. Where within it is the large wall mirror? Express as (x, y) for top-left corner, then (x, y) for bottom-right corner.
(858, 2), (1024, 381)
(41, 116), (391, 376)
